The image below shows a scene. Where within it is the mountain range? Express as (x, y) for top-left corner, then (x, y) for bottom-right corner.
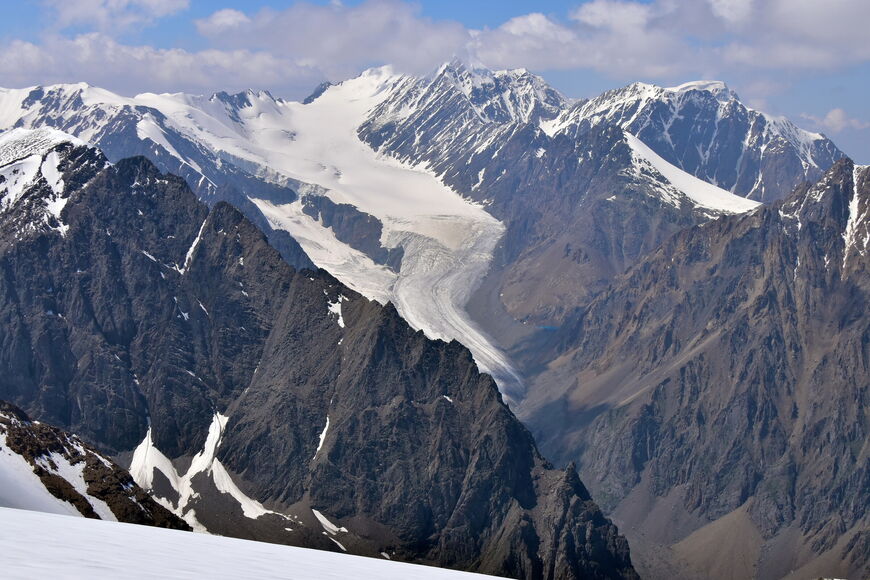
(0, 59), (864, 580)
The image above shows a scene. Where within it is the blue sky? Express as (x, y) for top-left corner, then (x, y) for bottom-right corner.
(0, 1), (867, 161)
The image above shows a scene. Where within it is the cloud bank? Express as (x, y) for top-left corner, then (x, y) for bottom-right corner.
(1, 0), (868, 142)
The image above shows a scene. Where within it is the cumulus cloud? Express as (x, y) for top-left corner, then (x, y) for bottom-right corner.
(195, 0), (469, 78)
(0, 33), (321, 96)
(194, 9), (251, 35)
(570, 0), (653, 30)
(0, 0), (867, 113)
(471, 0), (870, 78)
(801, 109), (870, 134)
(41, 0), (190, 32)
(706, 0), (754, 25)
(472, 2), (692, 78)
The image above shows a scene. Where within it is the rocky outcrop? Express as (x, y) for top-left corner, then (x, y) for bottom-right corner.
(550, 81), (843, 203)
(0, 400), (188, 529)
(521, 160), (869, 579)
(0, 130), (637, 579)
(301, 194), (404, 268)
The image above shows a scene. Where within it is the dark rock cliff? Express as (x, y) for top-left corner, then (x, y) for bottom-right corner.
(0, 133), (637, 579)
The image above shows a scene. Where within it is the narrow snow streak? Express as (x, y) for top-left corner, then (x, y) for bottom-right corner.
(314, 416), (330, 460)
(179, 219), (208, 274)
(843, 165), (867, 268)
(312, 508), (348, 534)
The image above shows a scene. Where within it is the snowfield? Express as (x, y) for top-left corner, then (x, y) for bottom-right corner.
(243, 68), (521, 396)
(625, 132), (761, 214)
(0, 507), (500, 580)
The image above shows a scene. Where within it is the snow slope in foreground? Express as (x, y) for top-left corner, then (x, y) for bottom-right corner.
(0, 507), (500, 580)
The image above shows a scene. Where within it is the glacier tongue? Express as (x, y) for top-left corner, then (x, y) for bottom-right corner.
(245, 68), (522, 398)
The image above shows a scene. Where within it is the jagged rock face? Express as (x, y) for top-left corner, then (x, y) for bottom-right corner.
(521, 160), (869, 579)
(553, 81), (844, 202)
(360, 67), (786, 326)
(0, 131), (636, 580)
(0, 400), (188, 529)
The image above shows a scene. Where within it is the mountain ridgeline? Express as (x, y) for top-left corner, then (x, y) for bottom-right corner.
(0, 129), (637, 580)
(358, 62), (841, 325)
(0, 61), (863, 580)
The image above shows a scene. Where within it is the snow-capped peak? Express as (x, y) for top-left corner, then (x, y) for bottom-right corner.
(0, 127), (84, 167)
(0, 127), (100, 238)
(542, 78), (842, 201)
(665, 80), (735, 101)
(426, 60), (566, 124)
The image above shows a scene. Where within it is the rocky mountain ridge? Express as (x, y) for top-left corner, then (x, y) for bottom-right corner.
(0, 400), (188, 529)
(357, 62), (839, 329)
(544, 80), (842, 202)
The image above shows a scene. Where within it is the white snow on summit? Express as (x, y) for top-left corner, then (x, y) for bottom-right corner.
(0, 127), (94, 237)
(0, 127), (83, 166)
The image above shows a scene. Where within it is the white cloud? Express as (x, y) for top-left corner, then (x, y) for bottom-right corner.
(194, 9), (251, 35)
(0, 0), (866, 113)
(0, 33), (321, 97)
(570, 0), (652, 31)
(41, 0), (189, 32)
(706, 0), (754, 25)
(195, 0), (469, 78)
(801, 109), (870, 134)
(469, 0), (870, 82)
(473, 5), (688, 78)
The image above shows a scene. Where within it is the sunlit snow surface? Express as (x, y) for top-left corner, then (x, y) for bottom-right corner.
(242, 69), (520, 396)
(0, 507), (499, 580)
(625, 132), (761, 214)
